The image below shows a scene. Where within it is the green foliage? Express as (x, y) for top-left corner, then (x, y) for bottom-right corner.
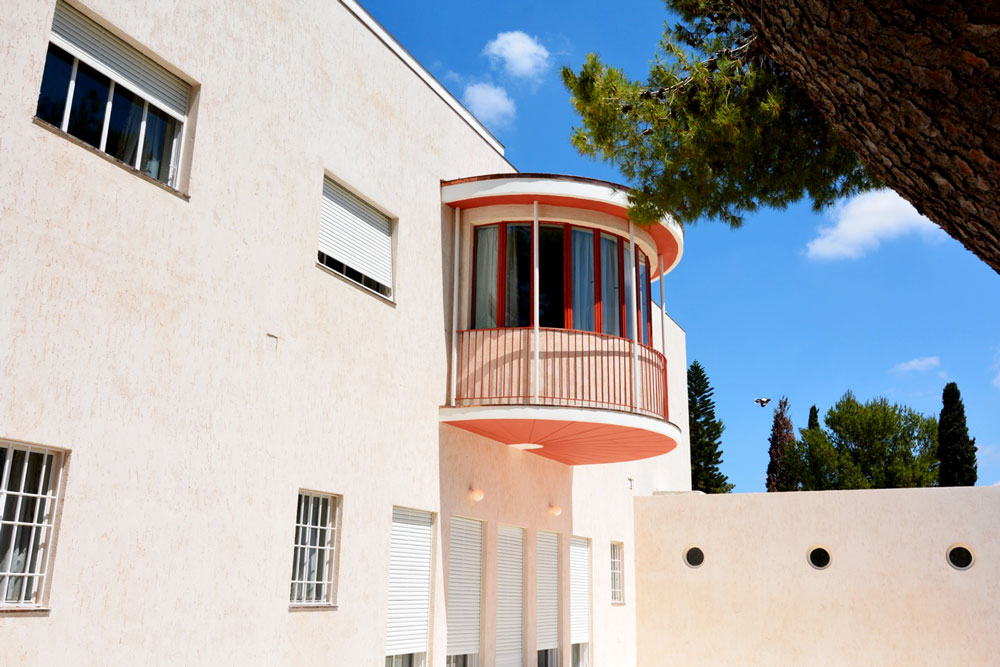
(938, 382), (977, 486)
(561, 0), (876, 227)
(807, 405), (820, 431)
(687, 360), (734, 493)
(792, 392), (938, 490)
(766, 397), (797, 492)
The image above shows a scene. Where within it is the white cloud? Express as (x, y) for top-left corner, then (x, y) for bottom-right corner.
(483, 31), (550, 79)
(806, 189), (944, 260)
(890, 356), (940, 373)
(462, 82), (516, 127)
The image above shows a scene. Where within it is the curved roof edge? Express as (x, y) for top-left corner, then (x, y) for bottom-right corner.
(442, 173), (684, 277)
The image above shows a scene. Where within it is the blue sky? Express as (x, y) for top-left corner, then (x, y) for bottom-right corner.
(364, 0), (1000, 491)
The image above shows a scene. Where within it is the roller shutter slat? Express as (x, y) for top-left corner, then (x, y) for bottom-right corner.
(447, 517), (483, 656)
(320, 178), (393, 289)
(386, 507), (433, 656)
(570, 537), (591, 644)
(536, 531), (559, 651)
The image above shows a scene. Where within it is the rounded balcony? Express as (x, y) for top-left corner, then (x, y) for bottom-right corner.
(440, 173), (684, 465)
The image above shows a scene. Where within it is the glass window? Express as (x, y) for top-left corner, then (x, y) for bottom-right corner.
(140, 104), (178, 183)
(35, 43), (74, 127)
(638, 253), (650, 344)
(505, 224), (532, 327)
(623, 242), (635, 339)
(538, 225), (564, 328)
(473, 226), (499, 328)
(0, 441), (64, 608)
(600, 235), (620, 336)
(610, 542), (624, 603)
(104, 84), (144, 166)
(571, 228), (595, 331)
(65, 59), (110, 149)
(289, 491), (340, 606)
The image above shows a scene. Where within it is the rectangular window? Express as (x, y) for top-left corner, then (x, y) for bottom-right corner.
(638, 254), (650, 345)
(386, 654), (426, 667)
(572, 643), (591, 667)
(571, 229), (596, 331)
(496, 525), (524, 667)
(623, 242), (635, 340)
(447, 517), (483, 665)
(600, 234), (620, 336)
(0, 441), (65, 609)
(318, 177), (394, 299)
(36, 2), (190, 189)
(536, 531), (559, 654)
(289, 491), (340, 606)
(610, 542), (624, 604)
(386, 508), (433, 662)
(538, 225), (565, 328)
(537, 648), (559, 667)
(504, 224), (532, 327)
(473, 225), (499, 329)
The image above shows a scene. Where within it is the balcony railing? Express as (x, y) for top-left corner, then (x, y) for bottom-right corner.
(454, 327), (668, 420)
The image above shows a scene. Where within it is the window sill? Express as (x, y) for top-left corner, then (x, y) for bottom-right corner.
(611, 601), (627, 607)
(0, 606), (51, 615)
(315, 262), (396, 307)
(288, 603), (338, 612)
(32, 116), (190, 202)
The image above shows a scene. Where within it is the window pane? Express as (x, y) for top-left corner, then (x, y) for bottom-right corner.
(638, 254), (649, 344)
(600, 235), (620, 336)
(538, 225), (564, 328)
(66, 60), (110, 149)
(36, 44), (74, 126)
(104, 84), (144, 166)
(140, 104), (178, 185)
(473, 226), (498, 329)
(623, 243), (635, 339)
(571, 229), (595, 331)
(504, 224), (531, 327)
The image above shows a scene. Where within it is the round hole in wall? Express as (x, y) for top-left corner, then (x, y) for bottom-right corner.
(808, 546), (831, 570)
(684, 546), (704, 568)
(947, 545), (974, 570)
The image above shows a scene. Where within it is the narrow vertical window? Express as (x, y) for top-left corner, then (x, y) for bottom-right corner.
(610, 542), (624, 604)
(35, 43), (74, 126)
(600, 234), (620, 336)
(140, 105), (178, 183)
(538, 225), (565, 328)
(104, 85), (144, 166)
(473, 225), (499, 328)
(505, 224), (532, 327)
(571, 228), (595, 331)
(638, 253), (650, 345)
(623, 242), (635, 340)
(65, 59), (110, 149)
(289, 491), (340, 606)
(0, 441), (65, 608)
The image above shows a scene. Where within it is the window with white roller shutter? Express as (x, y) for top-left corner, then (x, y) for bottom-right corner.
(496, 525), (524, 667)
(36, 1), (191, 189)
(536, 531), (559, 654)
(318, 177), (395, 299)
(386, 507), (433, 664)
(570, 536), (591, 667)
(447, 517), (482, 665)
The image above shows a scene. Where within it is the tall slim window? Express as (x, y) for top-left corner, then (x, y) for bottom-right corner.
(638, 256), (650, 345)
(600, 234), (620, 336)
(35, 3), (190, 188)
(0, 441), (65, 608)
(538, 225), (565, 328)
(505, 224), (532, 327)
(610, 542), (624, 604)
(571, 229), (596, 331)
(289, 492), (340, 606)
(623, 243), (635, 340)
(473, 225), (498, 328)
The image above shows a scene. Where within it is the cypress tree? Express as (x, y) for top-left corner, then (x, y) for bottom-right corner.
(807, 405), (820, 431)
(766, 397), (797, 491)
(687, 361), (734, 493)
(938, 382), (977, 486)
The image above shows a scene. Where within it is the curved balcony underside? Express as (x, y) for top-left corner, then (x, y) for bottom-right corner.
(443, 327), (678, 465)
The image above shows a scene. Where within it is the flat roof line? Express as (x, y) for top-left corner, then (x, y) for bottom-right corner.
(339, 0), (509, 160)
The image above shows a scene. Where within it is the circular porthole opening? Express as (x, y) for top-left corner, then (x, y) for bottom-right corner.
(947, 545), (974, 570)
(808, 547), (831, 570)
(684, 546), (704, 568)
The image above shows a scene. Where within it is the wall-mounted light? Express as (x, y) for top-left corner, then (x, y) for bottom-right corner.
(468, 487), (485, 502)
(548, 504), (562, 517)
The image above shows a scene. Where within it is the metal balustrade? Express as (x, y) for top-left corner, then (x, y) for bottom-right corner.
(455, 327), (668, 420)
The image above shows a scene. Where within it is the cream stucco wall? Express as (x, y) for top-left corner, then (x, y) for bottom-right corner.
(1, 0), (512, 664)
(635, 487), (1000, 666)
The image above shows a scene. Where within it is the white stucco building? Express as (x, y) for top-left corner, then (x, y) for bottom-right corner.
(2, 2), (998, 666)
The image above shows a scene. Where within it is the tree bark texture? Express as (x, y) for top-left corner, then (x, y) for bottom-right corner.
(731, 0), (1000, 273)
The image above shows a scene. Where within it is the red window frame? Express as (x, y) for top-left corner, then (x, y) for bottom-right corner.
(471, 221), (652, 340)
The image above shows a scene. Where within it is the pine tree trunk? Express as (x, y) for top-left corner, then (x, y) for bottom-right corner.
(731, 0), (1000, 273)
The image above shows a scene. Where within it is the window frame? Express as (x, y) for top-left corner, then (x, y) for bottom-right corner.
(288, 490), (342, 608)
(471, 220), (653, 341)
(0, 439), (67, 610)
(35, 31), (189, 191)
(610, 541), (625, 605)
